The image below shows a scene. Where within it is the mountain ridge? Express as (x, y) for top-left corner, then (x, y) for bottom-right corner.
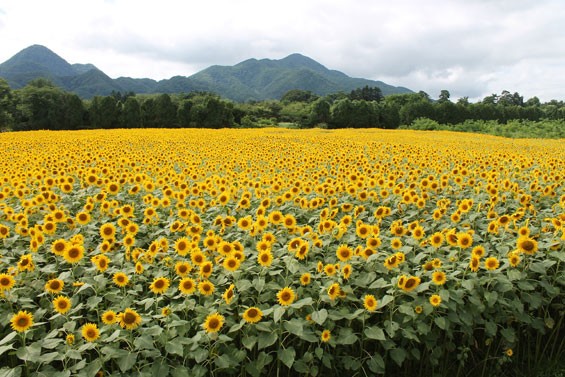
(0, 45), (413, 101)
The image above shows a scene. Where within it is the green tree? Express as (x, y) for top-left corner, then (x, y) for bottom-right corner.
(308, 98), (331, 127)
(122, 97), (142, 128)
(0, 78), (15, 130)
(438, 90), (451, 103)
(349, 86), (383, 102)
(177, 99), (193, 127)
(281, 89), (318, 103)
(154, 93), (177, 127)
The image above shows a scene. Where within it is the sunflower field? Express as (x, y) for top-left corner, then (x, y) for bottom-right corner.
(0, 128), (563, 377)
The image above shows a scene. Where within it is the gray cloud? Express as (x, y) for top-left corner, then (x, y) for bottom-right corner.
(1, 0), (564, 101)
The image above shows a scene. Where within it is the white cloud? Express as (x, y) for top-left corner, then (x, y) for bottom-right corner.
(0, 0), (564, 101)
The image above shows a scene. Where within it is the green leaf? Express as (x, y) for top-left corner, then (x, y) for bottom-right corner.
(367, 353), (385, 373)
(0, 345), (14, 357)
(485, 321), (497, 337)
(284, 319), (303, 336)
(253, 277), (265, 293)
(294, 360), (310, 373)
(16, 342), (41, 361)
(364, 326), (386, 341)
(133, 335), (155, 350)
(517, 281), (535, 291)
(0, 366), (22, 377)
(291, 297), (313, 309)
(273, 306), (285, 323)
(165, 340), (184, 357)
(434, 317), (448, 330)
(501, 328), (516, 343)
(116, 352), (137, 373)
(229, 320), (244, 333)
(311, 309), (328, 325)
(278, 347), (296, 368)
(151, 359), (170, 376)
(171, 367), (191, 377)
(337, 327), (358, 345)
(242, 335), (257, 350)
(105, 330), (121, 343)
(379, 295), (394, 309)
(79, 358), (102, 377)
(258, 332), (277, 350)
(193, 348), (208, 363)
(485, 291), (498, 307)
(0, 332), (18, 346)
(390, 348), (406, 366)
(215, 354), (235, 369)
(38, 352), (64, 363)
(41, 338), (63, 349)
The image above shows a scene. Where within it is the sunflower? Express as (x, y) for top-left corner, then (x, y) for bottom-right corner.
(149, 277), (170, 295)
(135, 261), (144, 274)
(63, 245), (84, 264)
(320, 329), (331, 343)
(323, 264), (336, 276)
(356, 223), (371, 239)
(66, 333), (75, 345)
(516, 237), (538, 255)
(469, 257), (480, 272)
(101, 310), (118, 325)
(508, 252), (521, 267)
(457, 232), (473, 249)
(257, 251), (273, 267)
(18, 254), (34, 272)
(430, 232), (444, 248)
(91, 254), (110, 272)
(222, 284), (236, 304)
(484, 257), (500, 271)
(277, 287), (296, 306)
(191, 251), (207, 266)
(223, 256), (240, 272)
(242, 307), (263, 324)
(53, 295), (71, 314)
(363, 294), (378, 312)
(300, 273), (311, 286)
(198, 280), (215, 296)
(431, 271), (447, 285)
(336, 245), (353, 262)
(203, 312), (224, 333)
(471, 245), (486, 259)
(174, 261), (192, 277)
(400, 276), (421, 292)
(82, 323), (100, 342)
(390, 238), (402, 250)
(0, 273), (15, 292)
(174, 237), (191, 256)
(75, 211), (91, 225)
(11, 310), (33, 332)
(342, 264), (352, 280)
(327, 283), (341, 300)
(112, 272), (129, 287)
(383, 255), (399, 270)
(199, 261), (213, 278)
(118, 308), (142, 330)
(178, 277), (196, 295)
(99, 223), (116, 241)
(429, 294), (442, 307)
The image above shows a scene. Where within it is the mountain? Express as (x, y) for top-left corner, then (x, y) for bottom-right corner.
(0, 45), (412, 100)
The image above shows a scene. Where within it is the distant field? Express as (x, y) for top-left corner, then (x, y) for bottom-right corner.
(0, 128), (563, 377)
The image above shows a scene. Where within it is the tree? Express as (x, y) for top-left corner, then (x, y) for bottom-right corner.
(308, 98), (331, 127)
(0, 78), (15, 130)
(154, 93), (177, 127)
(438, 90), (451, 103)
(281, 89), (318, 103)
(349, 86), (383, 102)
(122, 97), (141, 128)
(177, 100), (193, 127)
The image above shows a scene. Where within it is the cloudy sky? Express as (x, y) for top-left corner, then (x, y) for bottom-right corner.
(1, 0), (564, 101)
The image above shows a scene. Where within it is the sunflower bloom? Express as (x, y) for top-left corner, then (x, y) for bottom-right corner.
(11, 310), (33, 332)
(277, 287), (296, 306)
(429, 294), (442, 307)
(101, 310), (118, 325)
(118, 308), (142, 330)
(179, 277), (196, 295)
(203, 312), (224, 333)
(0, 274), (16, 292)
(81, 323), (100, 342)
(431, 271), (447, 285)
(321, 329), (331, 343)
(363, 294), (378, 312)
(242, 307), (263, 324)
(53, 295), (72, 314)
(149, 277), (170, 295)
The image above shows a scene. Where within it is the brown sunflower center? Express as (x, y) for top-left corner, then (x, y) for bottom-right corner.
(123, 312), (136, 324)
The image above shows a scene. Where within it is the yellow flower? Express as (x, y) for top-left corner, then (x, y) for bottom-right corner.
(484, 257), (499, 271)
(257, 251), (273, 267)
(431, 271), (447, 285)
(277, 287), (296, 306)
(336, 244), (353, 262)
(112, 272), (129, 287)
(118, 308), (142, 330)
(321, 329), (331, 343)
(400, 276), (421, 292)
(429, 294), (442, 307)
(223, 256), (240, 272)
(198, 280), (215, 296)
(327, 283), (341, 300)
(63, 245), (84, 264)
(363, 294), (378, 312)
(0, 273), (16, 292)
(516, 236), (538, 255)
(179, 277), (196, 295)
(99, 223), (116, 240)
(101, 310), (118, 325)
(66, 333), (75, 345)
(222, 284), (235, 304)
(149, 277), (170, 295)
(203, 312), (224, 333)
(300, 273), (312, 286)
(53, 295), (72, 314)
(81, 323), (100, 342)
(242, 307), (263, 324)
(11, 310), (33, 332)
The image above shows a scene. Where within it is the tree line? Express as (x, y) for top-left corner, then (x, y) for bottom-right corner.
(1, 77), (564, 131)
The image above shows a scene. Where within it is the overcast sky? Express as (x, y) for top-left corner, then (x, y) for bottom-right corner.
(1, 0), (564, 101)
